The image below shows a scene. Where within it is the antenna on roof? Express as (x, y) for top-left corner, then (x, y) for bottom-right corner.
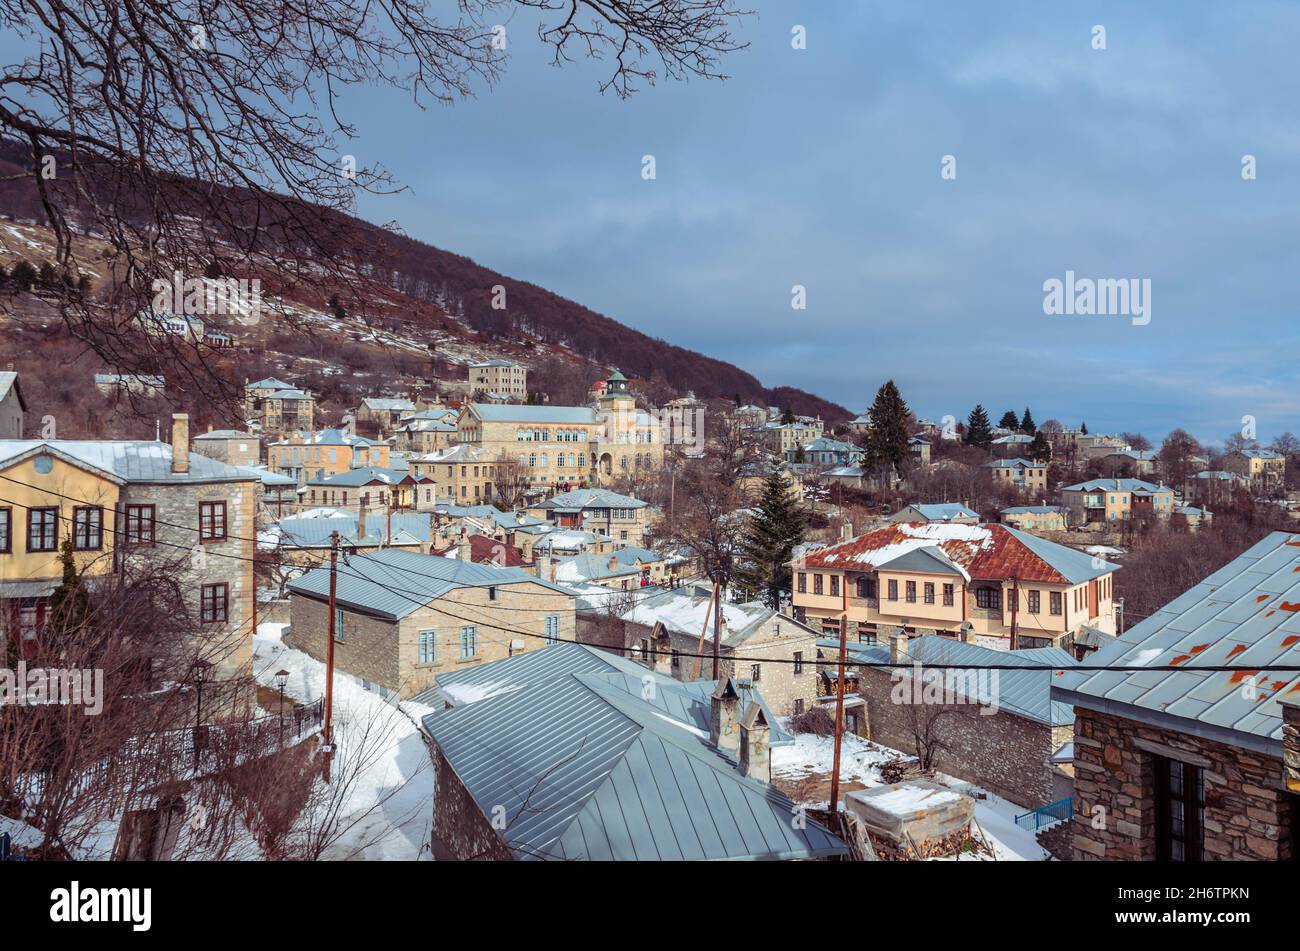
(155, 419), (161, 441)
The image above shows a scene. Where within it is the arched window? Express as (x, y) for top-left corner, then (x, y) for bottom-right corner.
(518, 454), (526, 467)
(578, 453), (586, 467)
(569, 453), (576, 467)
(620, 456), (629, 470)
(529, 453), (537, 468)
(647, 430), (653, 443)
(540, 453), (548, 468)
(533, 428), (542, 441)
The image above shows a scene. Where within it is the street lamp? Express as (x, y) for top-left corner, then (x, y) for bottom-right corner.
(191, 659), (212, 766)
(275, 669), (290, 745)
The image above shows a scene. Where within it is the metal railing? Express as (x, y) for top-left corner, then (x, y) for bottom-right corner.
(1013, 796), (1073, 831)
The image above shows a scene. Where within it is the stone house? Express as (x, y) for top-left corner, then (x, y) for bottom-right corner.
(467, 359), (528, 400)
(416, 642), (847, 861)
(192, 428), (260, 467)
(1053, 531), (1300, 860)
(0, 371), (25, 438)
(285, 547), (576, 700)
(985, 457), (1048, 494)
(580, 585), (821, 717)
(529, 487), (650, 548)
(355, 397), (417, 432)
(1222, 449), (1287, 487)
(890, 502), (979, 525)
(1000, 505), (1069, 532)
(243, 378), (315, 434)
(827, 631), (1077, 808)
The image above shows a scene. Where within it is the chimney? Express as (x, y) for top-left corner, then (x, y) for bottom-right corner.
(889, 628), (909, 663)
(739, 702), (771, 780)
(709, 677), (742, 754)
(608, 554), (619, 572)
(458, 536), (474, 561)
(171, 413), (190, 474)
(840, 521), (853, 541)
(959, 620), (973, 644)
(357, 505), (368, 541)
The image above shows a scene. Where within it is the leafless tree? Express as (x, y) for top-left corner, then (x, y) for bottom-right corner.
(0, 0), (748, 414)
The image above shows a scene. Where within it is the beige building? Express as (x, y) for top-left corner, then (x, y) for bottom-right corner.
(468, 359), (528, 399)
(268, 428), (389, 484)
(791, 521), (1118, 651)
(1000, 505), (1069, 532)
(1060, 478), (1175, 525)
(455, 370), (663, 492)
(985, 457), (1048, 493)
(1222, 449), (1286, 486)
(286, 548), (576, 699)
(764, 419), (823, 455)
(529, 487), (650, 547)
(192, 428), (261, 467)
(243, 377), (315, 434)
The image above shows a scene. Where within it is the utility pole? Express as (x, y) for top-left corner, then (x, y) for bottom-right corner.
(323, 530), (339, 782)
(1117, 597), (1125, 635)
(1009, 573), (1019, 650)
(829, 577), (849, 822)
(712, 577), (721, 680)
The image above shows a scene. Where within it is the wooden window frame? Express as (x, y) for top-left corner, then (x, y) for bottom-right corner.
(72, 505), (104, 551)
(1154, 755), (1204, 861)
(26, 506), (58, 553)
(0, 506), (10, 554)
(198, 501), (227, 542)
(200, 583), (229, 623)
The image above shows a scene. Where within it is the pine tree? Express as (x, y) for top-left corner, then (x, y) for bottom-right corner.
(780, 406), (795, 424)
(1080, 420), (1088, 435)
(965, 405), (993, 448)
(998, 410), (1019, 430)
(1029, 431), (1052, 462)
(862, 380), (912, 479)
(1020, 407), (1036, 434)
(47, 538), (92, 639)
(734, 471), (805, 609)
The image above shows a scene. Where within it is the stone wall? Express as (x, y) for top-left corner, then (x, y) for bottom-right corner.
(430, 745), (515, 861)
(1071, 706), (1292, 861)
(856, 665), (1060, 808)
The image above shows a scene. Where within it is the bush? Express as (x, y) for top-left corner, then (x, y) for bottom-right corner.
(789, 705), (835, 737)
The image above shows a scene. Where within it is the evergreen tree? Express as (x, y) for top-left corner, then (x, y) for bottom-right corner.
(10, 259), (37, 291)
(998, 410), (1019, 430)
(1028, 431), (1052, 462)
(780, 406), (795, 424)
(47, 538), (92, 639)
(1020, 407), (1036, 434)
(37, 260), (57, 287)
(734, 471), (805, 609)
(1080, 420), (1088, 435)
(861, 380), (912, 479)
(965, 405), (993, 448)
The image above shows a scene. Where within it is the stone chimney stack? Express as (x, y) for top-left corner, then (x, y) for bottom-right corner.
(739, 702), (771, 780)
(171, 413), (190, 474)
(959, 620), (973, 644)
(709, 677), (742, 754)
(357, 505), (368, 541)
(840, 521), (853, 541)
(889, 627), (909, 663)
(458, 534), (474, 561)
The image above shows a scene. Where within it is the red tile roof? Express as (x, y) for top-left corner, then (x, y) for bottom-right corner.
(432, 533), (527, 568)
(799, 522), (1078, 585)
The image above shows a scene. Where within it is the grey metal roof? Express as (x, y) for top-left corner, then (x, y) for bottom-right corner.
(1062, 478), (1170, 493)
(1053, 531), (1300, 749)
(288, 547), (572, 619)
(0, 371), (24, 409)
(421, 644), (844, 861)
(470, 403), (600, 424)
(0, 440), (258, 486)
(1003, 527), (1116, 584)
(905, 503), (979, 521)
(878, 546), (967, 576)
(305, 466), (414, 488)
(820, 635), (1078, 726)
(537, 487), (647, 510)
(267, 512), (434, 549)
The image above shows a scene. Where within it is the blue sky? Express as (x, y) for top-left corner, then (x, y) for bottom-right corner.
(15, 2), (1300, 444)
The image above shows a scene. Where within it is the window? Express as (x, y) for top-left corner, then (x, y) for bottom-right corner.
(72, 506), (103, 550)
(793, 699), (805, 716)
(830, 575), (840, 597)
(793, 651), (804, 674)
(813, 574), (824, 595)
(488, 586), (497, 602)
(887, 579), (898, 601)
(0, 508), (10, 553)
(199, 501), (227, 541)
(1155, 756), (1204, 861)
(200, 583), (229, 623)
(1007, 588), (1018, 612)
(856, 577), (876, 600)
(334, 606), (346, 642)
(1049, 591), (1063, 615)
(1028, 590), (1041, 613)
(750, 664), (761, 682)
(671, 650), (681, 669)
(544, 615), (560, 645)
(418, 630), (437, 664)
(975, 586), (1000, 610)
(943, 583), (954, 606)
(858, 622), (877, 645)
(797, 573), (807, 593)
(27, 507), (57, 552)
(460, 625), (478, 659)
(924, 582), (935, 604)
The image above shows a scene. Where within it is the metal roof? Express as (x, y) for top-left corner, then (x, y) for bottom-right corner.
(421, 644), (844, 861)
(821, 635), (1078, 726)
(0, 439), (259, 486)
(901, 503), (979, 522)
(469, 403), (601, 424)
(287, 547), (572, 619)
(1061, 478), (1170, 493)
(1053, 531), (1300, 752)
(536, 487), (647, 510)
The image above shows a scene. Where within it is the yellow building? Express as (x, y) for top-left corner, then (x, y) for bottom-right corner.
(791, 521), (1118, 650)
(268, 428), (390, 484)
(0, 418), (259, 704)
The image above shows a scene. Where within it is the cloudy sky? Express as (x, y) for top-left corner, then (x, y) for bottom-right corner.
(348, 2), (1294, 444)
